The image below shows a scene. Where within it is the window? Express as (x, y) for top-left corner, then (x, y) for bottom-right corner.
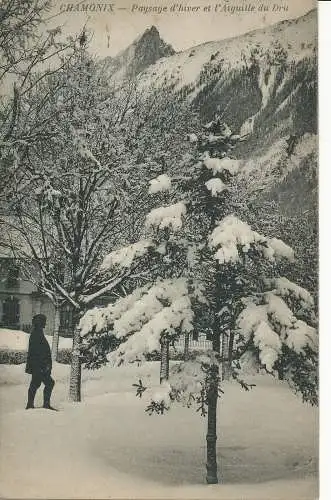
(2, 296), (20, 328)
(6, 263), (19, 288)
(59, 304), (75, 335)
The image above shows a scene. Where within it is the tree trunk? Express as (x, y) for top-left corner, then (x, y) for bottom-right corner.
(69, 323), (82, 402)
(51, 307), (60, 361)
(206, 326), (221, 484)
(206, 364), (219, 484)
(160, 336), (170, 384)
(184, 331), (190, 361)
(278, 366), (284, 380)
(221, 330), (229, 381)
(227, 329), (235, 379)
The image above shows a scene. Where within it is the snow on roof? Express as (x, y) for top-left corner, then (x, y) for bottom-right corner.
(145, 202), (186, 231)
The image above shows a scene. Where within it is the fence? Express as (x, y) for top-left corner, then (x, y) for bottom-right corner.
(170, 333), (212, 352)
(14, 325), (213, 353)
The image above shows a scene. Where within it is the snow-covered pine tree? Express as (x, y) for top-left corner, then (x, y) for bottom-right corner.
(79, 116), (318, 484)
(81, 169), (198, 389)
(180, 123), (317, 482)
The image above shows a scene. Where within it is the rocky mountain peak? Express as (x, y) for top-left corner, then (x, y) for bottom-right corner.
(141, 25), (160, 38)
(131, 25), (175, 73)
(105, 25), (175, 80)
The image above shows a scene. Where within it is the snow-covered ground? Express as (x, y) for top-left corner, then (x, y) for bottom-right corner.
(0, 361), (317, 499)
(0, 328), (72, 351)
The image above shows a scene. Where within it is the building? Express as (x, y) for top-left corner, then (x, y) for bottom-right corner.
(0, 256), (56, 336)
(0, 256), (213, 348)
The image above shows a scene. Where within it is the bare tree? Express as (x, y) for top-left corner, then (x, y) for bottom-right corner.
(1, 44), (196, 401)
(0, 0), (77, 193)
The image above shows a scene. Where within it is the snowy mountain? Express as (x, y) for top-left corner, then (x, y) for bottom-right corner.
(103, 26), (175, 80)
(105, 9), (316, 160)
(137, 9), (316, 149)
(104, 9), (317, 230)
(128, 10), (316, 212)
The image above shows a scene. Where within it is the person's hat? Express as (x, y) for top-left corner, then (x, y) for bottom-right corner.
(32, 314), (47, 327)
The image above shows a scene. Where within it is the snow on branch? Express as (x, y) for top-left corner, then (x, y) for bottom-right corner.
(149, 359), (206, 411)
(286, 320), (318, 354)
(80, 286), (148, 337)
(263, 276), (316, 322)
(113, 279), (191, 333)
(203, 154), (240, 176)
(271, 277), (314, 308)
(111, 293), (193, 364)
(265, 292), (296, 328)
(100, 240), (154, 271)
(236, 292), (318, 372)
(209, 215), (266, 264)
(252, 321), (282, 372)
(80, 278), (194, 364)
(267, 238), (294, 262)
(80, 270), (132, 305)
(148, 174), (172, 194)
(236, 303), (269, 340)
(205, 178), (227, 196)
(145, 202), (186, 231)
(149, 351), (221, 410)
(35, 181), (62, 205)
(187, 133), (198, 143)
(209, 215), (294, 264)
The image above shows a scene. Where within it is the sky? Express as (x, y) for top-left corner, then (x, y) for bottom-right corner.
(47, 0), (316, 57)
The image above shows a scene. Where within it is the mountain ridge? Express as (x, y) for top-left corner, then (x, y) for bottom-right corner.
(104, 25), (175, 80)
(104, 7), (316, 83)
(103, 9), (317, 218)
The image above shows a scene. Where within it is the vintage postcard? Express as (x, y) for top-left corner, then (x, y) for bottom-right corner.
(0, 0), (318, 498)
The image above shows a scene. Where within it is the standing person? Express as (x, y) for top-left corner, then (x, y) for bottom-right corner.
(25, 314), (57, 410)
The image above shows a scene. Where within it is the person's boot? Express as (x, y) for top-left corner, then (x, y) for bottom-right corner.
(43, 404), (58, 411)
(26, 386), (36, 409)
(43, 380), (57, 410)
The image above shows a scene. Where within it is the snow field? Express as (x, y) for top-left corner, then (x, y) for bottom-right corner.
(0, 328), (72, 351)
(0, 361), (317, 499)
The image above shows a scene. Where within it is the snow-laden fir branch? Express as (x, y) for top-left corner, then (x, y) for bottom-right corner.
(209, 215), (294, 264)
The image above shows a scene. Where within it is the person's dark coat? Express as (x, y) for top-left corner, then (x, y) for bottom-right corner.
(25, 326), (52, 375)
